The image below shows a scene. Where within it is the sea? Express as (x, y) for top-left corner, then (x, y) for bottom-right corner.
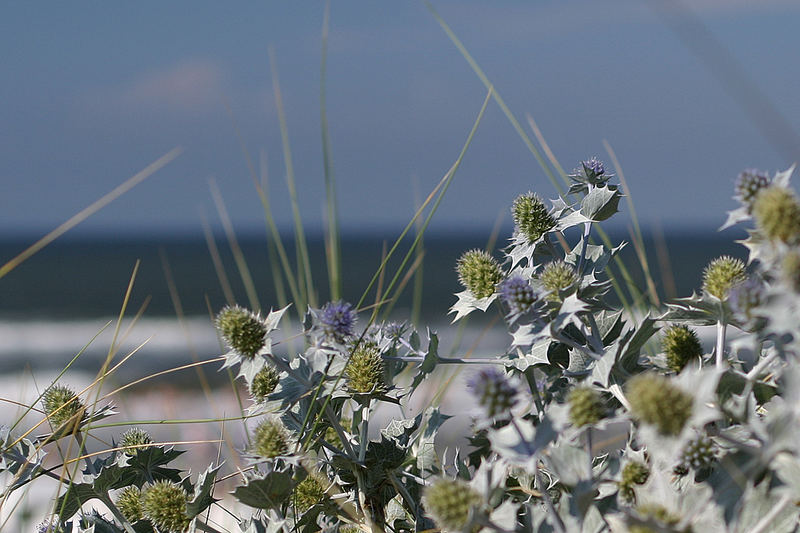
(0, 229), (747, 382)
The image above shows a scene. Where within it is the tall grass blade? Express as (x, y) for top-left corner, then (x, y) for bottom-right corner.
(269, 48), (317, 308)
(0, 148), (181, 280)
(320, 0), (342, 301)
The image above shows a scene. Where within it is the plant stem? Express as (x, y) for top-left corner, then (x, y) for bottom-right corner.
(577, 221), (592, 274)
(534, 459), (566, 533)
(715, 319), (727, 368)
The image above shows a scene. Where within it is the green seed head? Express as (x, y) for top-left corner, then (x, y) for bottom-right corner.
(618, 461), (650, 503)
(662, 325), (703, 373)
(116, 486), (144, 523)
(121, 427), (153, 456)
(422, 477), (482, 532)
(753, 186), (800, 244)
(702, 256), (746, 299)
(456, 250), (502, 299)
(41, 384), (84, 431)
(627, 374), (693, 436)
(629, 504), (681, 533)
(782, 249), (800, 291)
(216, 305), (267, 357)
(512, 192), (556, 243)
(567, 385), (605, 427)
(345, 342), (386, 395)
(679, 434), (716, 470)
(252, 418), (291, 458)
(295, 471), (329, 512)
(141, 480), (190, 533)
(250, 365), (280, 402)
(540, 261), (578, 301)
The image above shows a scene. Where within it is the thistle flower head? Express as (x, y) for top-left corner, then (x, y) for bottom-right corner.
(753, 186), (800, 244)
(120, 427), (153, 456)
(582, 157), (606, 179)
(456, 249), (502, 299)
(216, 305), (267, 358)
(627, 374), (693, 436)
(468, 367), (518, 419)
(250, 365), (280, 402)
(729, 276), (765, 322)
(498, 275), (537, 316)
(567, 385), (605, 427)
(662, 325), (703, 373)
(422, 477), (482, 532)
(320, 301), (357, 343)
(41, 384), (84, 431)
(345, 342), (386, 395)
(252, 418), (291, 459)
(512, 192), (556, 243)
(34, 517), (60, 533)
(295, 471), (329, 512)
(735, 168), (770, 209)
(540, 261), (578, 301)
(116, 485), (144, 523)
(618, 461), (650, 503)
(141, 480), (190, 533)
(702, 256), (746, 299)
(382, 321), (405, 340)
(679, 434), (716, 470)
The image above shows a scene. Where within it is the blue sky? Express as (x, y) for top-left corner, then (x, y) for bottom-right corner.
(2, 1), (799, 238)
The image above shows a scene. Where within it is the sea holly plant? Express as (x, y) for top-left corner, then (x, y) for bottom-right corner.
(9, 162), (800, 532)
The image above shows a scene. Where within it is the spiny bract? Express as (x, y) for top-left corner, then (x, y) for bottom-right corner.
(627, 374), (693, 436)
(512, 192), (556, 243)
(422, 477), (482, 532)
(456, 249), (502, 299)
(702, 256), (746, 299)
(216, 305), (267, 358)
(662, 325), (703, 373)
(141, 480), (190, 533)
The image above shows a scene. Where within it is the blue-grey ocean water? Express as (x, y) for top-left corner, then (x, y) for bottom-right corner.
(0, 230), (746, 382)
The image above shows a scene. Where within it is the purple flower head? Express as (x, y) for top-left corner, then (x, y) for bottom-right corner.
(468, 367), (518, 419)
(320, 300), (357, 342)
(383, 321), (405, 340)
(582, 157), (605, 177)
(735, 168), (770, 208)
(498, 275), (537, 316)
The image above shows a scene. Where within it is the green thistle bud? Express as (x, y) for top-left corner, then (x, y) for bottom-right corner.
(679, 434), (716, 470)
(250, 365), (280, 402)
(753, 186), (800, 244)
(252, 418), (291, 458)
(618, 461), (649, 503)
(662, 325), (703, 373)
(540, 261), (578, 301)
(782, 249), (800, 291)
(512, 192), (556, 243)
(567, 385), (605, 427)
(345, 342), (386, 395)
(215, 305), (267, 357)
(116, 486), (144, 523)
(141, 480), (190, 533)
(630, 504), (681, 533)
(702, 256), (746, 299)
(295, 471), (329, 512)
(41, 384), (84, 431)
(422, 477), (482, 532)
(120, 427), (153, 456)
(456, 250), (502, 299)
(627, 374), (693, 436)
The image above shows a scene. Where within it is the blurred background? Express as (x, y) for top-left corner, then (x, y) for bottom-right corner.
(1, 0), (798, 370)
